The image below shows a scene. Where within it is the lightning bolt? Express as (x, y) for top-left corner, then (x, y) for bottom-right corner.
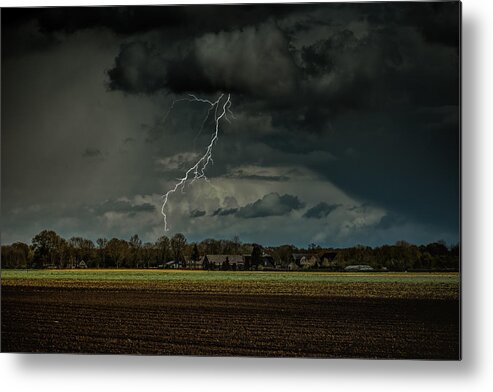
(160, 93), (232, 231)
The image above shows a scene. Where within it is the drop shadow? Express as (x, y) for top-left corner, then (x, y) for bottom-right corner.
(459, 8), (480, 375)
(11, 354), (464, 379)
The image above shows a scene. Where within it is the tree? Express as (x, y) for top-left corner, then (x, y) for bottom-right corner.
(308, 243), (321, 251)
(2, 242), (30, 268)
(232, 235), (241, 255)
(68, 237), (83, 267)
(13, 242), (30, 266)
(199, 238), (221, 254)
(129, 234), (142, 268)
(142, 242), (155, 268)
(96, 238), (108, 268)
(56, 238), (70, 268)
(171, 233), (187, 266)
(202, 255), (210, 270)
(106, 238), (129, 268)
(80, 239), (95, 267)
(32, 230), (63, 268)
(156, 236), (170, 267)
(275, 245), (295, 268)
(68, 237), (95, 268)
(251, 244), (262, 270)
(191, 244), (200, 269)
(222, 256), (230, 271)
(244, 256), (250, 270)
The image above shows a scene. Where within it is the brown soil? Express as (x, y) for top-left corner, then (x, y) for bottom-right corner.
(1, 285), (460, 359)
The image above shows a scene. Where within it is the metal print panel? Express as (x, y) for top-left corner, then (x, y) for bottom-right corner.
(1, 1), (461, 359)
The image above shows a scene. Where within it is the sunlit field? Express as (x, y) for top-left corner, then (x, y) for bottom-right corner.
(2, 269), (459, 283)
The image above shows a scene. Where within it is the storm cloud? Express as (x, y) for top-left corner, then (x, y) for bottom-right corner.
(236, 193), (304, 219)
(107, 41), (169, 94)
(212, 208), (238, 217)
(303, 202), (340, 219)
(190, 209), (206, 218)
(1, 3), (460, 247)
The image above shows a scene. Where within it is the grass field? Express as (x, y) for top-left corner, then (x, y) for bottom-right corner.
(1, 269), (460, 358)
(2, 269), (460, 283)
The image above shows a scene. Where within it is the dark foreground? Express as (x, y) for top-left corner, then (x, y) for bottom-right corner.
(2, 285), (459, 358)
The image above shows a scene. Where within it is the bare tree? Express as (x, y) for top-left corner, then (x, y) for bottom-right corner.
(171, 233), (187, 266)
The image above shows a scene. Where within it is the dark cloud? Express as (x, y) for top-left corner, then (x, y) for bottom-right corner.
(1, 6), (190, 36)
(236, 193), (304, 219)
(190, 209), (206, 218)
(107, 41), (169, 94)
(303, 202), (340, 219)
(401, 2), (460, 47)
(108, 22), (299, 97)
(225, 167), (290, 181)
(82, 148), (102, 158)
(229, 174), (288, 181)
(1, 5), (301, 37)
(212, 208), (238, 217)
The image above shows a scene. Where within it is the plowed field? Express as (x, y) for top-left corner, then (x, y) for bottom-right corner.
(1, 271), (460, 358)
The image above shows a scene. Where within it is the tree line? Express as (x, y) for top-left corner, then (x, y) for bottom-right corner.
(1, 229), (459, 271)
(1, 230), (250, 269)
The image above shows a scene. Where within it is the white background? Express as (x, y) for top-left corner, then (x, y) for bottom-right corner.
(0, 0), (491, 391)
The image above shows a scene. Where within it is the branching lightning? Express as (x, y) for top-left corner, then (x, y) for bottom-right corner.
(160, 93), (233, 231)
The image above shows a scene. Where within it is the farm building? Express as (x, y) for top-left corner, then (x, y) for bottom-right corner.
(164, 253), (277, 270)
(164, 260), (183, 269)
(290, 253), (320, 269)
(201, 254), (245, 270)
(319, 251), (339, 270)
(243, 252), (275, 269)
(261, 253), (275, 268)
(77, 260), (88, 269)
(184, 257), (202, 269)
(344, 264), (374, 272)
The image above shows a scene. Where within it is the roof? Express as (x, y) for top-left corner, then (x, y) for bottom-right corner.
(243, 253), (273, 258)
(202, 254), (244, 264)
(292, 253), (318, 260)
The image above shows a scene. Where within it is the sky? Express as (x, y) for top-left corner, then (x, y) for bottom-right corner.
(1, 2), (460, 248)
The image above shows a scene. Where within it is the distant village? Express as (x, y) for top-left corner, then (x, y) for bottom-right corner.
(163, 251), (341, 271)
(1, 230), (460, 272)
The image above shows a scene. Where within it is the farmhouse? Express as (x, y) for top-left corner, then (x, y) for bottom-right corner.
(291, 253), (320, 269)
